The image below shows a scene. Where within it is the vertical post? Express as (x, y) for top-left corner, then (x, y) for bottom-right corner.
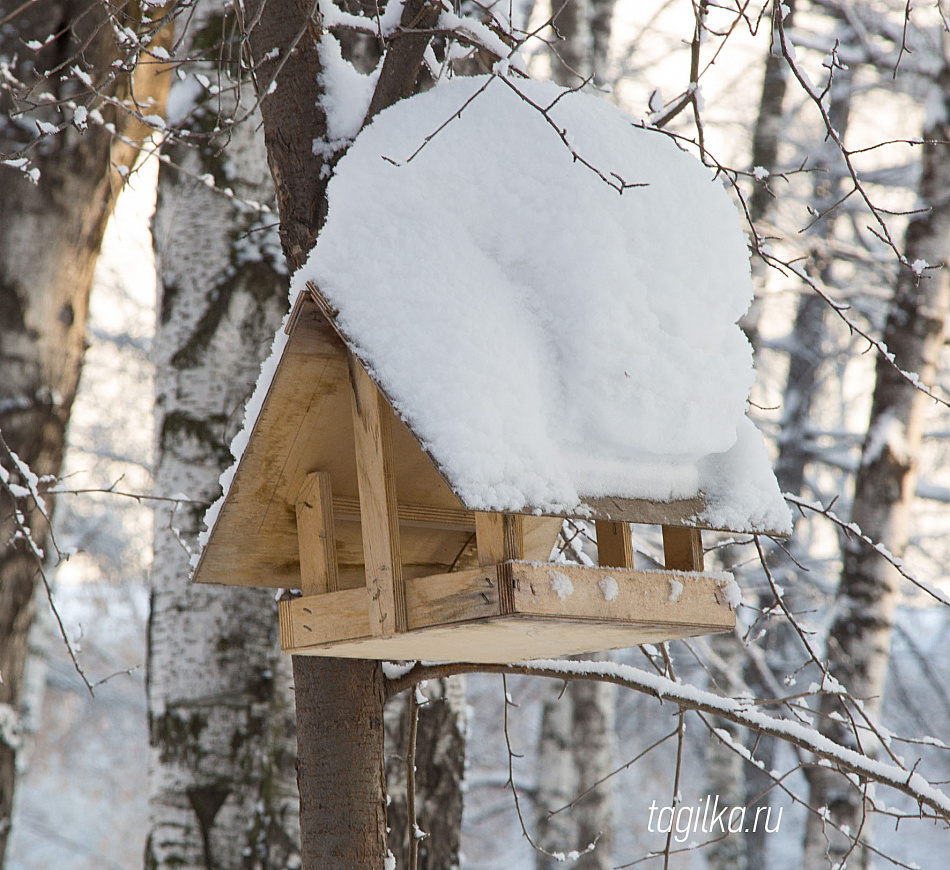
(349, 353), (406, 635)
(295, 471), (339, 595)
(662, 526), (704, 572)
(475, 512), (524, 565)
(595, 520), (634, 569)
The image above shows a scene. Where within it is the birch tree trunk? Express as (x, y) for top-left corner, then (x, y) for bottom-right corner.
(802, 59), (950, 870)
(535, 655), (614, 870)
(0, 2), (169, 861)
(145, 5), (299, 868)
(535, 685), (578, 866)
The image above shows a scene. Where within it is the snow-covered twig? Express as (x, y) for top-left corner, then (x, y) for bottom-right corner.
(389, 659), (950, 821)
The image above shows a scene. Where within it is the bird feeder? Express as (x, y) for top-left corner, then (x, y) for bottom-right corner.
(192, 284), (783, 663)
(191, 76), (791, 663)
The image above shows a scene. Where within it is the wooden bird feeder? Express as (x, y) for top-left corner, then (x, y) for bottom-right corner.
(191, 283), (787, 663)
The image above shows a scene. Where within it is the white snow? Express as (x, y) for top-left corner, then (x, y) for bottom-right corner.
(315, 34), (380, 157)
(716, 574), (742, 608)
(667, 577), (684, 602)
(292, 75), (789, 534)
(598, 575), (619, 601)
(550, 571), (574, 600)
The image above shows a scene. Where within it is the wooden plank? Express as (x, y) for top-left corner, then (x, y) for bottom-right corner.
(280, 563), (734, 660)
(475, 513), (504, 566)
(294, 471), (339, 595)
(507, 562), (732, 628)
(662, 526), (704, 572)
(595, 520), (634, 569)
(475, 513), (524, 566)
(350, 352), (406, 635)
(283, 617), (728, 662)
(406, 567), (501, 629)
(523, 516), (563, 561)
(331, 495), (474, 531)
(279, 587), (372, 651)
(281, 569), (499, 651)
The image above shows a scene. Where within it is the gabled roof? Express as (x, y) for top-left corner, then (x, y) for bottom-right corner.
(292, 75), (790, 534)
(193, 75), (790, 589)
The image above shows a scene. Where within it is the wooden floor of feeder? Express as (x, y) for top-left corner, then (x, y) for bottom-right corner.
(279, 560), (735, 663)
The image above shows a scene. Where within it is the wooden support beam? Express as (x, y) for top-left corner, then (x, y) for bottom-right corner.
(349, 353), (406, 635)
(475, 512), (524, 566)
(595, 520), (635, 569)
(662, 526), (704, 572)
(330, 495), (475, 531)
(294, 471), (339, 595)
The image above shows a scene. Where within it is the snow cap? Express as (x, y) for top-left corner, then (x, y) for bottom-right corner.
(288, 75), (790, 534)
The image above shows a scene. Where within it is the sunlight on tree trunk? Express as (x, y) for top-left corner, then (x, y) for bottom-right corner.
(0, 2), (170, 860)
(803, 59), (950, 870)
(145, 5), (298, 867)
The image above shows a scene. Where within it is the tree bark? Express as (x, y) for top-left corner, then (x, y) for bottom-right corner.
(803, 60), (950, 870)
(535, 685), (577, 867)
(294, 658), (388, 866)
(242, 2), (461, 868)
(535, 656), (614, 870)
(0, 2), (170, 861)
(741, 16), (855, 867)
(551, 0), (591, 87)
(385, 678), (467, 869)
(145, 5), (299, 868)
(741, 0), (794, 349)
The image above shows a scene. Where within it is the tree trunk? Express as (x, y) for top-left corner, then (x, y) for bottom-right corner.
(294, 658), (388, 866)
(0, 2), (169, 861)
(535, 655), (614, 870)
(803, 59), (950, 870)
(145, 5), (299, 868)
(241, 2), (462, 868)
(741, 0), (795, 349)
(589, 0), (616, 86)
(385, 678), (467, 869)
(569, 671), (614, 870)
(551, 0), (591, 87)
(535, 685), (578, 867)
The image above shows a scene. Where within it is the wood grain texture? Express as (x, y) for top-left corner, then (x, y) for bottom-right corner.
(193, 298), (475, 591)
(279, 561), (734, 661)
(595, 520), (635, 569)
(507, 562), (730, 628)
(295, 472), (339, 595)
(662, 526), (704, 572)
(350, 353), (406, 635)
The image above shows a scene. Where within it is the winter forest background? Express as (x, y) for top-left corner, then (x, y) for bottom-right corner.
(3, 0), (950, 868)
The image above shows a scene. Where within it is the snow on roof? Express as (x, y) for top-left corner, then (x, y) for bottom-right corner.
(198, 74), (791, 555)
(291, 74), (790, 533)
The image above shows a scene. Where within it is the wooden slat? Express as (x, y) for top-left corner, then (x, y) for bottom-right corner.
(279, 587), (372, 650)
(507, 562), (731, 628)
(286, 618), (715, 662)
(350, 353), (406, 635)
(595, 520), (634, 569)
(280, 569), (500, 652)
(295, 471), (339, 595)
(475, 513), (504, 566)
(406, 567), (500, 629)
(662, 526), (704, 572)
(475, 513), (524, 566)
(331, 495), (475, 531)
